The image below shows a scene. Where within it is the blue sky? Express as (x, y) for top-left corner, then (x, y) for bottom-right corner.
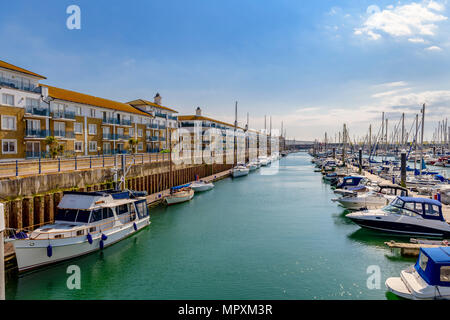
(2, 0), (449, 140)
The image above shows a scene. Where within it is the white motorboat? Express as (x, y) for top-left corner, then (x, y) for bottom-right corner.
(333, 176), (370, 195)
(386, 247), (450, 300)
(11, 190), (151, 272)
(246, 162), (258, 171)
(333, 184), (408, 210)
(232, 165), (250, 178)
(347, 197), (450, 238)
(190, 180), (214, 192)
(165, 185), (194, 205)
(258, 156), (269, 166)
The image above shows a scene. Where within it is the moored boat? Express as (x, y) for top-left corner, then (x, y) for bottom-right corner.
(190, 180), (214, 192)
(165, 184), (194, 205)
(232, 165), (250, 178)
(386, 247), (450, 299)
(11, 189), (151, 272)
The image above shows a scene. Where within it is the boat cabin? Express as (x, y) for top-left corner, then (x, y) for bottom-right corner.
(337, 176), (365, 189)
(383, 197), (444, 221)
(378, 184), (408, 197)
(415, 247), (450, 287)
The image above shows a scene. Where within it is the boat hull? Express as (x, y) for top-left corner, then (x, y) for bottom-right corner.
(165, 190), (194, 205)
(232, 169), (249, 178)
(191, 184), (214, 192)
(13, 218), (150, 272)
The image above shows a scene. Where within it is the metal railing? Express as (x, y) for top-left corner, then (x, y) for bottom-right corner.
(54, 130), (75, 139)
(25, 128), (50, 138)
(0, 77), (41, 93)
(0, 152), (171, 178)
(52, 111), (76, 120)
(25, 105), (49, 117)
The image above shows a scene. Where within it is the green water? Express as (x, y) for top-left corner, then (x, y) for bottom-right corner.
(6, 152), (415, 300)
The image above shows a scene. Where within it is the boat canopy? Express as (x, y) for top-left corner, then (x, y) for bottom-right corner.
(378, 184), (408, 196)
(415, 247), (450, 287)
(171, 183), (191, 191)
(398, 196), (442, 207)
(391, 197), (443, 221)
(338, 176), (364, 187)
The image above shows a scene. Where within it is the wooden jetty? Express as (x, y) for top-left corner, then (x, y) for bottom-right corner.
(385, 239), (449, 257)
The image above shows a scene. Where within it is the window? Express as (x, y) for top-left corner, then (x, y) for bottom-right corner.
(2, 139), (17, 154)
(2, 94), (14, 106)
(419, 252), (429, 272)
(55, 209), (78, 222)
(102, 208), (114, 219)
(117, 128), (124, 135)
(90, 209), (103, 222)
(424, 204), (440, 217)
(26, 98), (39, 108)
(74, 122), (83, 134)
(138, 129), (143, 137)
(117, 204), (128, 215)
(54, 122), (65, 136)
(1, 116), (16, 130)
(74, 141), (83, 152)
(138, 142), (143, 151)
(76, 106), (82, 116)
(90, 108), (96, 118)
(89, 141), (97, 152)
(129, 128), (134, 137)
(88, 124), (97, 135)
(441, 266), (450, 282)
(103, 143), (110, 153)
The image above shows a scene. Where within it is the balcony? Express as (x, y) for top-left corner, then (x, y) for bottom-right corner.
(159, 124), (166, 130)
(25, 106), (49, 117)
(155, 112), (166, 118)
(146, 136), (158, 142)
(146, 123), (159, 129)
(117, 134), (130, 140)
(0, 77), (41, 93)
(54, 130), (75, 139)
(52, 110), (76, 120)
(168, 115), (177, 121)
(147, 148), (160, 153)
(103, 118), (118, 125)
(159, 136), (166, 141)
(119, 119), (131, 126)
(25, 128), (50, 138)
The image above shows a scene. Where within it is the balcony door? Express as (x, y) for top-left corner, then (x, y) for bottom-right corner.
(54, 122), (65, 137)
(26, 141), (41, 158)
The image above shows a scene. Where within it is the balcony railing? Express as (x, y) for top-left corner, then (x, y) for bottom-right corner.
(25, 106), (49, 117)
(52, 111), (76, 120)
(146, 123), (159, 129)
(103, 118), (117, 125)
(159, 124), (166, 130)
(155, 112), (166, 118)
(119, 119), (131, 126)
(146, 148), (160, 153)
(159, 136), (166, 141)
(168, 115), (177, 121)
(54, 130), (75, 139)
(25, 128), (50, 138)
(102, 133), (130, 140)
(146, 136), (158, 142)
(0, 77), (41, 93)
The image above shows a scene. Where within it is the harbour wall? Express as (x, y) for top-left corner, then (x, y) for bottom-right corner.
(0, 161), (233, 231)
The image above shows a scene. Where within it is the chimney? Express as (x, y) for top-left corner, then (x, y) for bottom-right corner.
(196, 107), (202, 116)
(154, 93), (161, 105)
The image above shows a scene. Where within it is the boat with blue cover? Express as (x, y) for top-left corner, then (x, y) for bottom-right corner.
(347, 196), (450, 238)
(386, 247), (450, 299)
(165, 184), (194, 205)
(11, 189), (150, 272)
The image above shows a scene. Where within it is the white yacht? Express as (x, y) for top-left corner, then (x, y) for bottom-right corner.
(232, 165), (250, 178)
(11, 190), (150, 272)
(165, 184), (194, 205)
(258, 156), (270, 166)
(190, 180), (214, 192)
(246, 162), (258, 171)
(347, 197), (450, 238)
(386, 247), (450, 299)
(333, 184), (408, 210)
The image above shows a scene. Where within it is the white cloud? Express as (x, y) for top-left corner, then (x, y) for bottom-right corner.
(354, 1), (447, 40)
(408, 37), (426, 43)
(425, 45), (443, 50)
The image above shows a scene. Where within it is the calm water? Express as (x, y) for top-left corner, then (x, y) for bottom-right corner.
(6, 152), (416, 300)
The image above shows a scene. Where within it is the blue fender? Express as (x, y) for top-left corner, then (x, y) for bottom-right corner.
(101, 234), (108, 241)
(47, 244), (52, 257)
(133, 222), (137, 231)
(99, 240), (104, 250)
(87, 233), (93, 244)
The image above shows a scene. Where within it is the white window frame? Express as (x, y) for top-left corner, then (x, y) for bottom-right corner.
(89, 141), (97, 152)
(129, 128), (135, 137)
(138, 142), (143, 151)
(2, 139), (17, 154)
(90, 108), (96, 118)
(138, 129), (143, 137)
(74, 122), (83, 134)
(88, 124), (97, 135)
(103, 142), (111, 152)
(1, 115), (17, 131)
(2, 93), (14, 106)
(76, 106), (82, 116)
(74, 141), (83, 152)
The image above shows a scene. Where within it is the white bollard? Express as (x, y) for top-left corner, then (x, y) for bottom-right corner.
(0, 202), (4, 300)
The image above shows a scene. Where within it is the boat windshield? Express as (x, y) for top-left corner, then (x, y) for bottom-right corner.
(55, 209), (92, 223)
(382, 198), (422, 218)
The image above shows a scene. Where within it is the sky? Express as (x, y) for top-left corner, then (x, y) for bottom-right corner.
(1, 0), (449, 141)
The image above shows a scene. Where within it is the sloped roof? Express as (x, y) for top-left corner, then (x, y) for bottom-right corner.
(41, 85), (150, 117)
(127, 99), (178, 113)
(0, 60), (46, 79)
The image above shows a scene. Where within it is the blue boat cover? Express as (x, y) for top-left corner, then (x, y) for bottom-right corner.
(398, 196), (442, 207)
(415, 247), (450, 286)
(171, 183), (191, 191)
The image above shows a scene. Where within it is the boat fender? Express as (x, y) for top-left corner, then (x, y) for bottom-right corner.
(87, 233), (93, 244)
(133, 222), (137, 231)
(47, 244), (52, 258)
(101, 234), (108, 241)
(99, 240), (104, 250)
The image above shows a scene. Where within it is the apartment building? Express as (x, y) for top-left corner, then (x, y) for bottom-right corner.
(127, 94), (178, 152)
(0, 59), (178, 160)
